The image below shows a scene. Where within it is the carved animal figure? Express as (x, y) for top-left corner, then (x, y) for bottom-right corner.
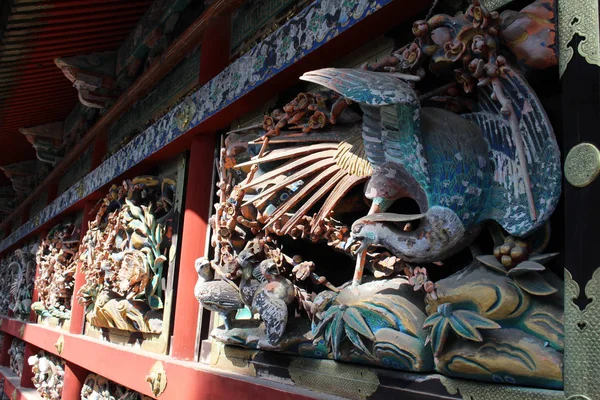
(298, 68), (560, 281)
(252, 259), (295, 344)
(194, 258), (244, 330)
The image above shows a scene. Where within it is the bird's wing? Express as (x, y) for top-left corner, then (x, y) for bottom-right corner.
(253, 290), (288, 345)
(462, 69), (561, 236)
(301, 68), (430, 188)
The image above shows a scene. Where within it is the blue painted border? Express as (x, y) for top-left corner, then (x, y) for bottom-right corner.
(0, 0), (392, 252)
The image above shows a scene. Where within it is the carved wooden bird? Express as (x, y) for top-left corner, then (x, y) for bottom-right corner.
(194, 258), (243, 330)
(235, 68), (560, 284)
(252, 259), (295, 344)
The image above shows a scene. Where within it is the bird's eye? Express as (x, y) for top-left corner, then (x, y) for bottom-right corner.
(352, 224), (362, 234)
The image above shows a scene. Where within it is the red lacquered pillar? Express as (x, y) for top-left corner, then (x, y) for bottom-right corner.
(62, 361), (88, 400)
(69, 200), (96, 335)
(170, 134), (215, 360)
(170, 12), (231, 361)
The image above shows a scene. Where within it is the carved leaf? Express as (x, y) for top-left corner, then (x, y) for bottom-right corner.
(148, 295), (163, 310)
(344, 324), (372, 356)
(507, 261), (546, 277)
(343, 308), (375, 340)
(513, 272), (558, 296)
(331, 311), (345, 358)
(528, 252), (559, 264)
(448, 313), (484, 342)
(126, 199), (143, 220)
(431, 318), (450, 356)
(312, 305), (339, 339)
(476, 255), (507, 274)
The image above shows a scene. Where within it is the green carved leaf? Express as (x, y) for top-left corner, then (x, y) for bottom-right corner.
(344, 324), (372, 356)
(153, 255), (167, 273)
(128, 220), (149, 236)
(312, 305), (339, 339)
(155, 224), (163, 246)
(423, 313), (442, 329)
(331, 311), (344, 358)
(343, 307), (375, 340)
(448, 313), (484, 342)
(454, 310), (501, 330)
(508, 261), (546, 277)
(148, 294), (163, 310)
(476, 255), (507, 274)
(513, 272), (558, 296)
(431, 318), (450, 356)
(126, 199), (143, 219)
(360, 302), (399, 331)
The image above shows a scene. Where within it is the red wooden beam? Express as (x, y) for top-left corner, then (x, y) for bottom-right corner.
(0, 317), (314, 400)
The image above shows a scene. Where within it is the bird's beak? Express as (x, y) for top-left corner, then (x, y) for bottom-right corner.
(344, 234), (357, 251)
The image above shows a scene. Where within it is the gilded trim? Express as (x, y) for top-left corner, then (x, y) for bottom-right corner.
(558, 0), (600, 77)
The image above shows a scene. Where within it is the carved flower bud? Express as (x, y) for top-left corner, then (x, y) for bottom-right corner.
(510, 246), (529, 264)
(294, 93), (312, 111)
(472, 35), (487, 55)
(308, 110), (327, 130)
(486, 64), (499, 77)
(500, 242), (515, 255)
(263, 115), (275, 131)
(501, 255), (513, 268)
(496, 55), (507, 66)
(402, 42), (421, 68)
(412, 20), (428, 37)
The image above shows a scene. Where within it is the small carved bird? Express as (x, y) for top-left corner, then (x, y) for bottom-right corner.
(252, 259), (295, 344)
(194, 258), (243, 330)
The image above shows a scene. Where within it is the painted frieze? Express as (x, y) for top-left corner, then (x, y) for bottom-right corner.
(196, 0), (564, 390)
(28, 351), (65, 400)
(76, 175), (177, 334)
(31, 221), (81, 322)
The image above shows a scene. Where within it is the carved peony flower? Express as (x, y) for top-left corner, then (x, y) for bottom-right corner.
(117, 251), (149, 298)
(308, 110), (327, 130)
(402, 42), (422, 68)
(443, 39), (466, 62)
(469, 5), (489, 29)
(293, 93), (312, 111)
